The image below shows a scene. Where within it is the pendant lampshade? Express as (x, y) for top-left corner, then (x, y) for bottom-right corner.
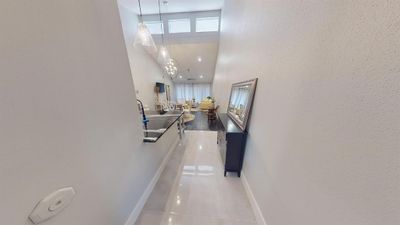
(157, 46), (171, 64)
(156, 0), (173, 67)
(134, 22), (156, 50)
(134, 0), (156, 50)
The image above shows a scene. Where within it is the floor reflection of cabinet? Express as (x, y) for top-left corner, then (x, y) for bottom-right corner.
(217, 113), (247, 177)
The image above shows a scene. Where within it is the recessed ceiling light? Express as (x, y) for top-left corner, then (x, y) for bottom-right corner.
(200, 75), (204, 78)
(197, 57), (202, 62)
(179, 75), (183, 79)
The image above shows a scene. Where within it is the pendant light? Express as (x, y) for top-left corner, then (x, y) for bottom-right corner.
(158, 46), (170, 65)
(156, 0), (171, 65)
(165, 58), (178, 78)
(134, 0), (157, 50)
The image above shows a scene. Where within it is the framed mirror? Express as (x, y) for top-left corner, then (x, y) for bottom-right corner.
(227, 78), (258, 131)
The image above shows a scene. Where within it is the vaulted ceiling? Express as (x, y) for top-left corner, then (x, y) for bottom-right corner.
(168, 42), (219, 83)
(119, 0), (224, 83)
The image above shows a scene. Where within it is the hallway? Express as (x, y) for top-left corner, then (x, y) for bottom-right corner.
(2, 0), (400, 224)
(135, 131), (257, 225)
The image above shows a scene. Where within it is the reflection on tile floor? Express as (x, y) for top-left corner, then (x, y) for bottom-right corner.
(135, 131), (257, 225)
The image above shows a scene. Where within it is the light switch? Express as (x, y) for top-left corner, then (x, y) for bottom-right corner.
(29, 187), (76, 224)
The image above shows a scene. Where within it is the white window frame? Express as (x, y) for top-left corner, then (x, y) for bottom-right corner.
(168, 18), (191, 34)
(195, 17), (220, 32)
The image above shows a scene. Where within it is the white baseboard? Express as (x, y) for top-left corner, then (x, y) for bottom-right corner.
(124, 136), (180, 225)
(241, 172), (268, 225)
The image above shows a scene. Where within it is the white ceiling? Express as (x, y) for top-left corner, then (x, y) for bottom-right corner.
(119, 0), (224, 15)
(167, 42), (219, 83)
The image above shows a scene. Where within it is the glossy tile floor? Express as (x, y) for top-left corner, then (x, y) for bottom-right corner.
(135, 131), (257, 225)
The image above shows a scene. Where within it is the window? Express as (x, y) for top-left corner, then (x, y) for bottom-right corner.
(144, 21), (164, 34)
(168, 19), (191, 33)
(196, 17), (220, 32)
(175, 83), (211, 103)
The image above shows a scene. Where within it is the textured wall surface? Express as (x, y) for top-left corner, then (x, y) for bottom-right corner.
(0, 0), (175, 224)
(213, 0), (400, 224)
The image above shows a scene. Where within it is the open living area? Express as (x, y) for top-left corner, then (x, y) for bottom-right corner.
(1, 0), (400, 225)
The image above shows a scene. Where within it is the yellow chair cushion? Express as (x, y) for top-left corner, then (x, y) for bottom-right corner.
(199, 100), (214, 110)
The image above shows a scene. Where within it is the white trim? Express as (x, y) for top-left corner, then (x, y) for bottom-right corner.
(241, 172), (268, 225)
(124, 136), (180, 225)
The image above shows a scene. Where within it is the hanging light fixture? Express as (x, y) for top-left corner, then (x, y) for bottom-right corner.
(158, 46), (170, 65)
(156, 0), (171, 65)
(164, 58), (178, 78)
(134, 0), (157, 50)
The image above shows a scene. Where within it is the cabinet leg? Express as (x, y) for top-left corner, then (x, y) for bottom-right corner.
(224, 171), (227, 177)
(237, 172), (241, 177)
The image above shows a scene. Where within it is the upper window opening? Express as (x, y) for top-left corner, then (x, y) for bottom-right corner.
(168, 19), (191, 33)
(196, 17), (220, 32)
(144, 21), (164, 34)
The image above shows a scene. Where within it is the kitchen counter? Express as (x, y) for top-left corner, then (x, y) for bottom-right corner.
(143, 110), (184, 143)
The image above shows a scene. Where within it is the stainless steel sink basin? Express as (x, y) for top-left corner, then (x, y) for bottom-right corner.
(142, 111), (184, 143)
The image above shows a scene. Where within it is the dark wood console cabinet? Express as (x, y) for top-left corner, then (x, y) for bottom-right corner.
(217, 113), (247, 177)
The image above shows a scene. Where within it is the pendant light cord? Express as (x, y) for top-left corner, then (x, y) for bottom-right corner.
(158, 0), (165, 44)
(159, 0), (165, 81)
(137, 0), (143, 20)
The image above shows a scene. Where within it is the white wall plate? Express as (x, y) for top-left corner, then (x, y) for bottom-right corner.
(29, 187), (76, 224)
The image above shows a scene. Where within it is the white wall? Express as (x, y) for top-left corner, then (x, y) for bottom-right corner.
(213, 1), (400, 225)
(118, 4), (175, 109)
(0, 0), (176, 224)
